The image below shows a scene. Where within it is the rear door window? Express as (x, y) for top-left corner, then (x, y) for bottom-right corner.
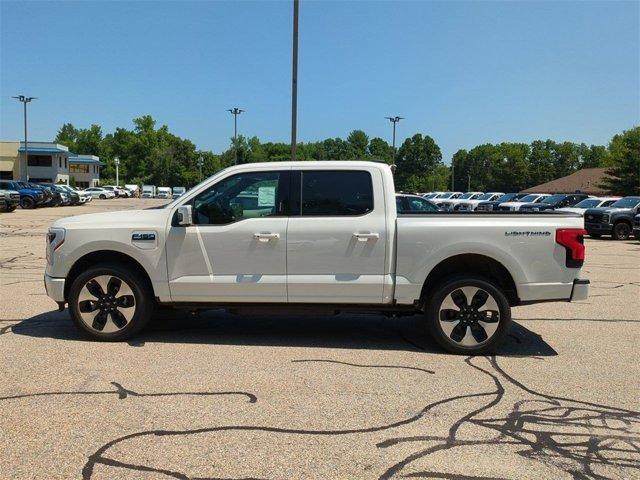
(298, 170), (373, 216)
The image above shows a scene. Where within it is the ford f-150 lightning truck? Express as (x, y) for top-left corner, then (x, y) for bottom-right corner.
(45, 161), (589, 354)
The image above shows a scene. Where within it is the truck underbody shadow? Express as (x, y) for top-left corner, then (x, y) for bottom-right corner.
(8, 309), (557, 357)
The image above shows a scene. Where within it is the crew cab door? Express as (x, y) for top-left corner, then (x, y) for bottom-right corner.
(165, 169), (290, 302)
(286, 167), (388, 303)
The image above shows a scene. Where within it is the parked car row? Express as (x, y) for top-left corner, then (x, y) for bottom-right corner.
(140, 185), (186, 199)
(0, 180), (95, 211)
(417, 190), (640, 242)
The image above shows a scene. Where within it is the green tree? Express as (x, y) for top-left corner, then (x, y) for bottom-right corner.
(74, 124), (103, 156)
(55, 123), (78, 151)
(579, 144), (610, 168)
(368, 137), (393, 163)
(347, 130), (369, 158)
(395, 134), (442, 190)
(601, 127), (640, 195)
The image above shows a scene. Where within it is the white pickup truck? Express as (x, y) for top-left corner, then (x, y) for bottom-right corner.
(44, 161), (589, 354)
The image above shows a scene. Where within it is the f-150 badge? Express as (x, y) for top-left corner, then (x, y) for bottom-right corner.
(132, 232), (156, 241)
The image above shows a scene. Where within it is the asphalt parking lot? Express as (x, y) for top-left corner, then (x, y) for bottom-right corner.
(1, 198), (639, 480)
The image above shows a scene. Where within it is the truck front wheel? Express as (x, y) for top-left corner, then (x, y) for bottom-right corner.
(425, 275), (511, 355)
(612, 222), (631, 240)
(20, 197), (35, 209)
(68, 264), (153, 341)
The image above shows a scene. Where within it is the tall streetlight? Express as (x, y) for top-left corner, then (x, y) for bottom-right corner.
(114, 157), (120, 186)
(12, 95), (37, 182)
(385, 116), (403, 164)
(451, 160), (455, 191)
(197, 155), (204, 181)
(227, 108), (244, 165)
(291, 0), (299, 161)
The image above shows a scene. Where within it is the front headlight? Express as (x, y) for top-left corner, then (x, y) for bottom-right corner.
(46, 228), (65, 265)
(602, 214), (610, 223)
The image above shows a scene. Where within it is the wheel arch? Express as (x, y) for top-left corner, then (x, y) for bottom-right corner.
(420, 253), (519, 306)
(613, 217), (632, 227)
(64, 250), (154, 301)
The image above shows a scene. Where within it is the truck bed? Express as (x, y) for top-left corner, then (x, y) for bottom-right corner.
(393, 212), (585, 305)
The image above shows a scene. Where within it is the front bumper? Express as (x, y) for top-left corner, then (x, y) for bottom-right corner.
(585, 222), (612, 234)
(44, 273), (66, 303)
(570, 279), (590, 302)
(1, 198), (20, 208)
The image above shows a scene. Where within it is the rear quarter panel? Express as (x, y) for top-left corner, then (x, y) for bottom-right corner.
(394, 213), (585, 304)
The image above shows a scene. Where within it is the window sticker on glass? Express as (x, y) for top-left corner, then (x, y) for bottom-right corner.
(258, 186), (276, 207)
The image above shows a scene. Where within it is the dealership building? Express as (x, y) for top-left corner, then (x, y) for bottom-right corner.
(0, 141), (102, 187)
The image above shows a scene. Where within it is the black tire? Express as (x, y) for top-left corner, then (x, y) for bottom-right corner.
(99, 194), (106, 199)
(612, 222), (631, 240)
(424, 275), (511, 355)
(589, 233), (601, 238)
(7, 205), (17, 212)
(20, 196), (36, 209)
(68, 263), (154, 341)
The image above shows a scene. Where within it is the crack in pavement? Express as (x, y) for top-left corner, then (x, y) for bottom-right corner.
(80, 356), (639, 480)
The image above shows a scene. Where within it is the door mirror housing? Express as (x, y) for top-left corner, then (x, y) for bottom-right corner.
(177, 205), (193, 226)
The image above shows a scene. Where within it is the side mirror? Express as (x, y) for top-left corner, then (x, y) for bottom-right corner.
(177, 205), (193, 226)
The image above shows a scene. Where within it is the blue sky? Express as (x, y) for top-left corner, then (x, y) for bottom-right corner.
(1, 1), (638, 162)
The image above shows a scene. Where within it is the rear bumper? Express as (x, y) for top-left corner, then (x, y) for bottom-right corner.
(570, 279), (590, 301)
(517, 278), (589, 304)
(44, 273), (65, 303)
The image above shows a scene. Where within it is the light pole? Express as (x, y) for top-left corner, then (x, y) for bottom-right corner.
(114, 156), (120, 187)
(12, 95), (37, 182)
(451, 160), (455, 191)
(227, 108), (244, 165)
(197, 155), (204, 182)
(291, 0), (299, 161)
(385, 116), (403, 163)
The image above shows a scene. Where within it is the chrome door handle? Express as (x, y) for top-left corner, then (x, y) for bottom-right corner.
(253, 232), (280, 242)
(353, 232), (380, 242)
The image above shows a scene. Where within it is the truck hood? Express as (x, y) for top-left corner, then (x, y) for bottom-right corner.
(556, 207), (585, 215)
(585, 207), (632, 214)
(52, 208), (170, 229)
(460, 198), (490, 205)
(520, 202), (554, 209)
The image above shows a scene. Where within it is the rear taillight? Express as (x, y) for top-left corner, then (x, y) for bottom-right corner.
(556, 228), (586, 268)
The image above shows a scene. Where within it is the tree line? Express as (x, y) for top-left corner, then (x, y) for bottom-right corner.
(55, 116), (639, 195)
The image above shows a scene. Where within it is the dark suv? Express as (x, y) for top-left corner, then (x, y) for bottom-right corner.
(584, 196), (640, 240)
(519, 193), (589, 212)
(476, 193), (526, 211)
(39, 183), (80, 205)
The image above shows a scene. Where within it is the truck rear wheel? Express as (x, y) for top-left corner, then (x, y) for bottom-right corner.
(68, 264), (153, 341)
(425, 275), (511, 355)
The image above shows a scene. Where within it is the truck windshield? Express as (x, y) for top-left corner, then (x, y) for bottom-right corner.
(574, 198), (601, 208)
(459, 193), (474, 199)
(477, 193), (495, 200)
(519, 194), (541, 202)
(495, 193), (518, 202)
(610, 197), (640, 208)
(541, 195), (566, 204)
